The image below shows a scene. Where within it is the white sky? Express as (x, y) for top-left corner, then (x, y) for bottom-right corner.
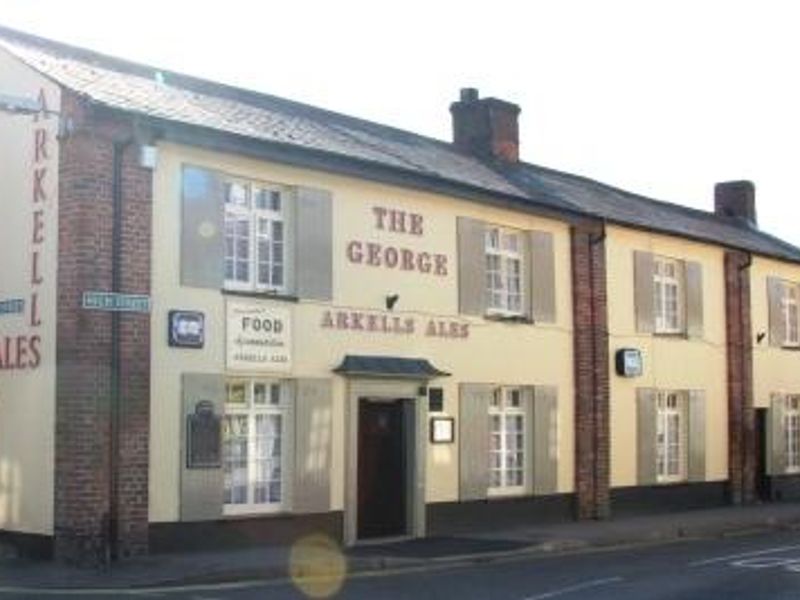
(3, 0), (799, 245)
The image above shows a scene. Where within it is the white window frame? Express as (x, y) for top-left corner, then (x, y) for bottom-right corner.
(656, 391), (686, 483)
(485, 227), (524, 317)
(653, 256), (683, 334)
(223, 379), (291, 515)
(488, 387), (526, 496)
(224, 179), (288, 294)
(786, 395), (800, 474)
(781, 282), (800, 348)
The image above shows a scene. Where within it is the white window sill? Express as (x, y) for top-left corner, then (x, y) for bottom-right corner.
(655, 476), (687, 485)
(484, 311), (531, 324)
(222, 288), (298, 303)
(223, 503), (285, 517)
(487, 486), (526, 498)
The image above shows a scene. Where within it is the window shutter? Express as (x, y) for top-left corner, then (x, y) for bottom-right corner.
(768, 277), (786, 347)
(181, 166), (225, 289)
(459, 384), (492, 501)
(180, 373), (225, 521)
(636, 388), (658, 485)
(530, 231), (556, 323)
(533, 385), (559, 495)
(685, 261), (704, 338)
(634, 251), (655, 333)
(293, 379), (333, 514)
(521, 387), (535, 495)
(294, 187), (333, 301)
(768, 393), (788, 476)
(457, 218), (487, 316)
(687, 390), (706, 482)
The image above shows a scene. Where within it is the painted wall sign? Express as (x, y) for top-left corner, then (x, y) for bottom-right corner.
(320, 309), (469, 340)
(0, 299), (24, 316)
(0, 88), (51, 371)
(345, 206), (449, 276)
(226, 301), (292, 372)
(169, 310), (205, 348)
(82, 291), (152, 313)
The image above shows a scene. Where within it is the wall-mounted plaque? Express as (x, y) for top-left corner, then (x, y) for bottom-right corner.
(169, 310), (205, 348)
(430, 416), (455, 444)
(186, 400), (221, 469)
(615, 348), (643, 377)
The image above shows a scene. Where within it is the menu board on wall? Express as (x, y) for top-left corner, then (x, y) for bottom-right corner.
(226, 301), (292, 372)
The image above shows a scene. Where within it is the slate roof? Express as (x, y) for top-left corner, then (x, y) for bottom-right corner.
(1, 25), (798, 262)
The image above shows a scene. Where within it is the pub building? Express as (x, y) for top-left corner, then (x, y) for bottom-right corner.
(1, 25), (799, 565)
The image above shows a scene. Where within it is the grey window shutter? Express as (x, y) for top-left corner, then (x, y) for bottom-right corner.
(685, 261), (704, 338)
(530, 231), (556, 323)
(181, 166), (225, 289)
(768, 277), (786, 347)
(637, 388), (658, 485)
(768, 394), (788, 476)
(634, 251), (655, 333)
(687, 390), (706, 482)
(180, 373), (225, 521)
(457, 218), (487, 316)
(294, 187), (333, 301)
(459, 384), (493, 501)
(521, 387), (535, 495)
(293, 379), (333, 514)
(533, 386), (559, 495)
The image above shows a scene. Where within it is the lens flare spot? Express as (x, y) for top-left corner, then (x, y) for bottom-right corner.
(289, 534), (347, 598)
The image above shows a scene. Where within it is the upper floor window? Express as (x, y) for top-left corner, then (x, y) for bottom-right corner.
(485, 227), (523, 316)
(223, 379), (290, 514)
(781, 283), (800, 347)
(224, 180), (287, 293)
(488, 387), (526, 495)
(653, 256), (682, 334)
(656, 391), (685, 483)
(786, 395), (800, 474)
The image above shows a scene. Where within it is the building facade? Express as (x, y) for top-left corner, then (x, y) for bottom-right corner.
(0, 26), (799, 564)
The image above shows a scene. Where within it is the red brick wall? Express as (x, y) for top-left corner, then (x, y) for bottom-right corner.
(54, 92), (152, 564)
(724, 250), (756, 504)
(571, 222), (610, 519)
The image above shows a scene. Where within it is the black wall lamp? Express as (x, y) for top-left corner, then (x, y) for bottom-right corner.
(385, 294), (400, 311)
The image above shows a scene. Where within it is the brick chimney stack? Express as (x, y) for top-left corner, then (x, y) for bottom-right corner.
(715, 180), (757, 226)
(450, 88), (521, 162)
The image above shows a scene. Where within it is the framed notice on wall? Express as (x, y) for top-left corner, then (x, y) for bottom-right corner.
(226, 301), (292, 372)
(430, 416), (455, 444)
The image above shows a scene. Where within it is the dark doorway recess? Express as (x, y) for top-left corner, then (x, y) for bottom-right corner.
(755, 408), (770, 501)
(357, 398), (407, 539)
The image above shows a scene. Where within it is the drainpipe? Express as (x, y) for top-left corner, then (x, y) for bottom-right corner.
(107, 137), (133, 565)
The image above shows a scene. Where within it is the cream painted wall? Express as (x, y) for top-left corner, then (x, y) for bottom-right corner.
(606, 225), (728, 488)
(149, 142), (575, 522)
(751, 256), (800, 407)
(0, 47), (59, 535)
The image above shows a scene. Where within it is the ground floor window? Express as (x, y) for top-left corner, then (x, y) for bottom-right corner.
(656, 391), (685, 483)
(489, 387), (525, 495)
(786, 395), (800, 474)
(223, 379), (290, 514)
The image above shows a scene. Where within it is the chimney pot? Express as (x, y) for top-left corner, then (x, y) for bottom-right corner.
(460, 87), (479, 102)
(714, 180), (757, 226)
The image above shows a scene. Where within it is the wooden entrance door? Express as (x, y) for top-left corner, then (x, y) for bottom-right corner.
(357, 399), (406, 539)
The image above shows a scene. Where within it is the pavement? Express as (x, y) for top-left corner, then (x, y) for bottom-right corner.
(1, 502), (800, 592)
